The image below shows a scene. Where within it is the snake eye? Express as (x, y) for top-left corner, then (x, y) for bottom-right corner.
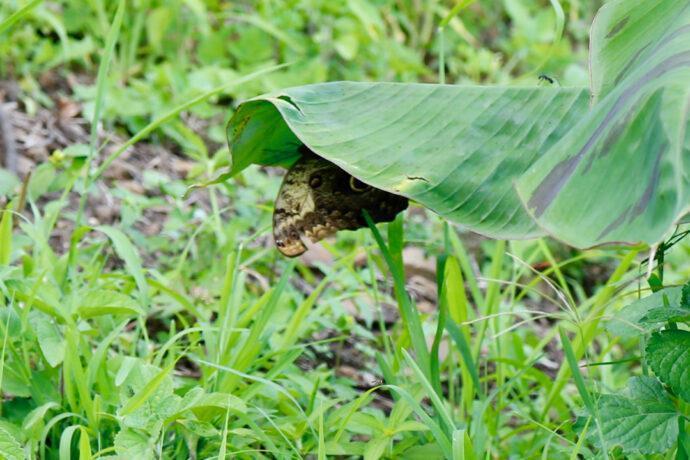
(349, 176), (371, 192)
(309, 175), (322, 189)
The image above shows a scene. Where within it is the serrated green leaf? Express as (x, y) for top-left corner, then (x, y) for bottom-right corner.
(607, 286), (682, 337)
(113, 428), (155, 460)
(681, 281), (690, 308)
(0, 425), (24, 460)
(119, 361), (176, 416)
(77, 289), (143, 318)
(646, 330), (690, 402)
(595, 376), (679, 454)
(115, 359), (179, 432)
(175, 419), (219, 437)
(640, 307), (690, 324)
(227, 82), (589, 240)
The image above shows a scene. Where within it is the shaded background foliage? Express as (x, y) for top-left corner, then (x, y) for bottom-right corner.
(2, 1), (688, 459)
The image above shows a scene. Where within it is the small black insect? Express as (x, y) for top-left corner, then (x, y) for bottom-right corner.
(538, 74), (557, 85)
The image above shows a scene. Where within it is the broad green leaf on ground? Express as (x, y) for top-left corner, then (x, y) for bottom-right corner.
(116, 359), (180, 432)
(113, 428), (156, 460)
(0, 426), (24, 460)
(517, 0), (690, 248)
(594, 376), (679, 454)
(646, 330), (690, 402)
(0, 169), (19, 197)
(607, 286), (682, 337)
(77, 289), (143, 318)
(227, 82), (589, 239)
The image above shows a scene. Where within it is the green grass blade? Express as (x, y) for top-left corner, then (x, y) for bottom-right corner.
(0, 0), (43, 35)
(383, 384), (452, 459)
(0, 302), (12, 417)
(86, 321), (128, 388)
(364, 212), (430, 377)
(318, 401), (326, 460)
(542, 248), (639, 417)
(218, 261), (295, 391)
(78, 426), (92, 460)
(448, 231), (484, 311)
(559, 328), (594, 414)
(0, 207), (13, 266)
(473, 240), (505, 360)
(197, 358), (317, 441)
(452, 428), (476, 460)
(95, 225), (149, 306)
(218, 408), (230, 460)
(58, 425), (82, 460)
(430, 255), (448, 398)
(445, 318), (481, 399)
(74, 0), (125, 230)
(281, 275), (329, 349)
(559, 327), (607, 456)
(402, 349), (455, 434)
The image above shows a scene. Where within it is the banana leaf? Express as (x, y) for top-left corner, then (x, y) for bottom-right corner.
(227, 82), (589, 240)
(227, 0), (690, 248)
(516, 0), (690, 247)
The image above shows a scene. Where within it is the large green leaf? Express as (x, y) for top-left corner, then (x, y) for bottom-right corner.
(590, 0), (690, 101)
(607, 286), (683, 337)
(227, 0), (690, 248)
(646, 330), (690, 402)
(594, 376), (679, 454)
(516, 0), (690, 247)
(228, 82), (589, 239)
(0, 426), (24, 460)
